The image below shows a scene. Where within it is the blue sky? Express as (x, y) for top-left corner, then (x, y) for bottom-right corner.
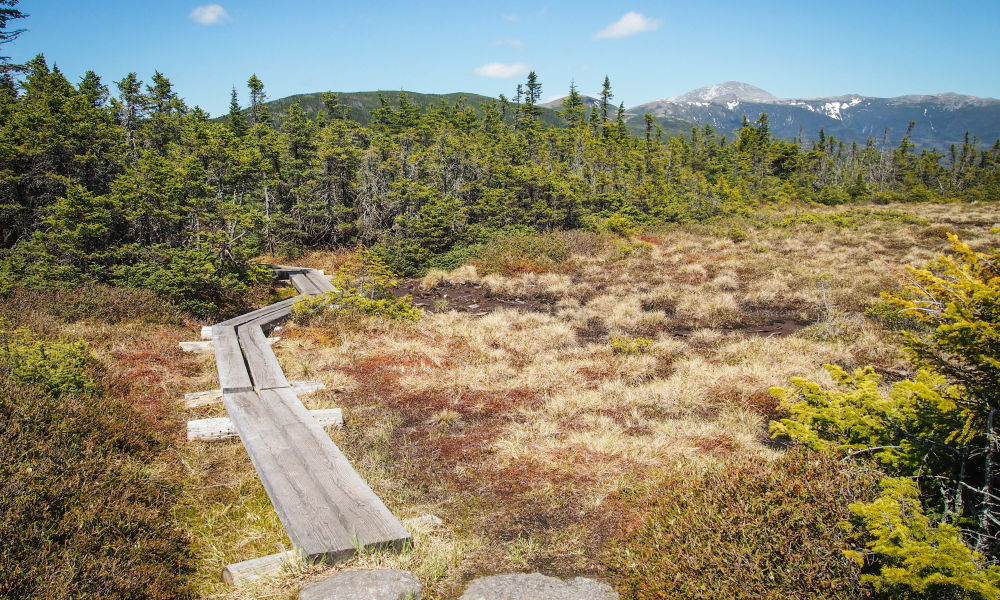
(7, 0), (999, 116)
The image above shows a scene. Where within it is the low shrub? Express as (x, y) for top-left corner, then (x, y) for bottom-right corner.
(0, 284), (185, 328)
(472, 232), (572, 276)
(0, 326), (192, 599)
(609, 335), (653, 355)
(606, 213), (637, 237)
(863, 298), (924, 331)
(605, 449), (876, 600)
(291, 247), (422, 323)
(775, 208), (926, 229)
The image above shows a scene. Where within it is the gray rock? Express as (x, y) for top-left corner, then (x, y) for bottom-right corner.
(459, 573), (618, 600)
(300, 569), (421, 600)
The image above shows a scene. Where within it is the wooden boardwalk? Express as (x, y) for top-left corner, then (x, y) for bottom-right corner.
(209, 266), (410, 562)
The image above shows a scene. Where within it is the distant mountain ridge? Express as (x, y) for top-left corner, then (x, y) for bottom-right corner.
(629, 81), (1000, 149)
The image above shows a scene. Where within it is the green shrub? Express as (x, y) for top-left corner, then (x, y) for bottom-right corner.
(872, 190), (908, 205)
(292, 247), (422, 323)
(864, 298), (923, 331)
(293, 291), (422, 322)
(472, 232), (572, 276)
(111, 244), (271, 318)
(0, 326), (192, 599)
(370, 240), (430, 278)
(609, 335), (653, 355)
(775, 209), (926, 229)
(605, 213), (637, 237)
(726, 225), (748, 242)
(817, 187), (852, 206)
(709, 224), (749, 243)
(0, 324), (95, 396)
(605, 449), (875, 599)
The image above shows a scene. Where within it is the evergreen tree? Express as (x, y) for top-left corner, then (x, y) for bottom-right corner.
(557, 80), (585, 127)
(321, 91), (346, 122)
(0, 0), (26, 85)
(599, 75), (613, 126)
(227, 87), (247, 137)
(522, 70), (541, 122)
(77, 70), (107, 108)
(247, 74), (268, 128)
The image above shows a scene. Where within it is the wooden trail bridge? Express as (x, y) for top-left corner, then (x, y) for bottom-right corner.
(203, 265), (410, 572)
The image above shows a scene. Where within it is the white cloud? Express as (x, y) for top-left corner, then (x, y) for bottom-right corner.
(189, 4), (230, 25)
(593, 11), (662, 39)
(474, 62), (530, 79)
(493, 38), (524, 49)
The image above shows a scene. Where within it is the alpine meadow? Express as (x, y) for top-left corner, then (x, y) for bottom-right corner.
(2, 2), (1000, 599)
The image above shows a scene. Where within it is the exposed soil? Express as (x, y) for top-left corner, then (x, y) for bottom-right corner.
(723, 319), (808, 338)
(393, 280), (556, 315)
(396, 279), (809, 341)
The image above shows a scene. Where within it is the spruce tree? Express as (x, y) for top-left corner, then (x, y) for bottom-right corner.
(247, 74), (266, 127)
(227, 87), (247, 137)
(599, 75), (613, 125)
(520, 71), (541, 126)
(558, 80), (585, 127)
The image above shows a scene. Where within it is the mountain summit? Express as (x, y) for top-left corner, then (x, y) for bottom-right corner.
(669, 81), (777, 104)
(629, 82), (1000, 149)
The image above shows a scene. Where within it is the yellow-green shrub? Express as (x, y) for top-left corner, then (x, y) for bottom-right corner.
(609, 335), (653, 355)
(291, 248), (422, 322)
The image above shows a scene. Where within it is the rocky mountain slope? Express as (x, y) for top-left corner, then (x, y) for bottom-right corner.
(629, 81), (1000, 149)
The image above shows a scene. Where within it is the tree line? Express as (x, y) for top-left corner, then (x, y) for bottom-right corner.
(1, 57), (998, 315)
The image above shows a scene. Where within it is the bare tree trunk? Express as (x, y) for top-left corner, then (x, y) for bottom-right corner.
(263, 185), (274, 255)
(979, 407), (999, 555)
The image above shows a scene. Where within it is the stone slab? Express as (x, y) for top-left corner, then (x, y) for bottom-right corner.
(300, 569), (421, 600)
(459, 574), (617, 600)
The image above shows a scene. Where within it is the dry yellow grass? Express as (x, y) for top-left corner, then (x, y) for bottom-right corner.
(173, 202), (998, 599)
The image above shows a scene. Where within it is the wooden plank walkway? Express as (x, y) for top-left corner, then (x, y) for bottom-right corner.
(208, 266), (409, 563)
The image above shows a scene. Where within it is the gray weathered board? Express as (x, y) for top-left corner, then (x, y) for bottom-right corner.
(238, 323), (289, 391)
(223, 388), (409, 559)
(212, 326), (253, 393)
(206, 266), (409, 565)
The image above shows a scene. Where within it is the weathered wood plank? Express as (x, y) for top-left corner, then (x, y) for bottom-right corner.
(188, 408), (343, 441)
(209, 262), (408, 564)
(289, 273), (321, 295)
(238, 324), (289, 391)
(221, 550), (301, 586)
(263, 387), (411, 551)
(262, 263), (311, 279)
(247, 306), (293, 332)
(184, 379), (324, 408)
(214, 297), (299, 328)
(304, 270), (335, 293)
(223, 390), (358, 559)
(179, 340), (213, 353)
(211, 326), (253, 393)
